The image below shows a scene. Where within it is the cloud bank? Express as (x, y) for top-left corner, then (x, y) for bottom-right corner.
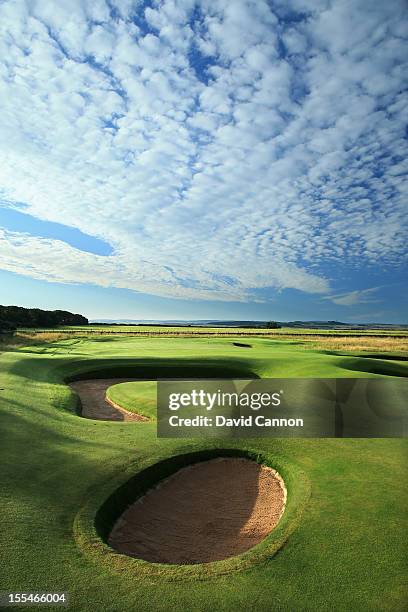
(0, 0), (407, 302)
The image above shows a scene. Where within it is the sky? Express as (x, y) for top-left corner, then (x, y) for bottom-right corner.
(0, 0), (407, 323)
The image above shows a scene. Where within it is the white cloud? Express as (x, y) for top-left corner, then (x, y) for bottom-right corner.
(0, 0), (406, 303)
(326, 287), (382, 307)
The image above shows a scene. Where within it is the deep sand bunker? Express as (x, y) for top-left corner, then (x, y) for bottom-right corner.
(108, 457), (286, 564)
(69, 379), (148, 421)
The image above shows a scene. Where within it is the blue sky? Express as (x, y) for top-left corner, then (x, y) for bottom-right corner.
(0, 0), (407, 322)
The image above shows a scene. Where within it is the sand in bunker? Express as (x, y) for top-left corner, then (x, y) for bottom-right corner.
(69, 379), (148, 421)
(109, 457), (286, 564)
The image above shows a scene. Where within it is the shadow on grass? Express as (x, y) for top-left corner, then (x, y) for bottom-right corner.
(2, 354), (260, 518)
(0, 395), (135, 521)
(10, 356), (259, 385)
(100, 450), (271, 564)
(344, 353), (408, 361)
(337, 356), (408, 377)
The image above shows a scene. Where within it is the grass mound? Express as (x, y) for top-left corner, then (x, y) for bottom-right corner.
(338, 356), (408, 377)
(106, 381), (157, 420)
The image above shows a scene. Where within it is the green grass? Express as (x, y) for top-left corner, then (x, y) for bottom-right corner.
(0, 334), (407, 611)
(107, 381), (157, 419)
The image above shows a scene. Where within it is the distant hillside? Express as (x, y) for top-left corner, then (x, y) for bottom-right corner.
(91, 318), (408, 330)
(282, 320), (408, 330)
(0, 305), (88, 331)
(91, 319), (278, 328)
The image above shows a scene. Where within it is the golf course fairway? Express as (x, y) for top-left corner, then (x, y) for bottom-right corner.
(1, 334), (407, 611)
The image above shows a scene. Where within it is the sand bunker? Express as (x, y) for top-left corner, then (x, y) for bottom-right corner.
(69, 379), (148, 421)
(108, 457), (286, 564)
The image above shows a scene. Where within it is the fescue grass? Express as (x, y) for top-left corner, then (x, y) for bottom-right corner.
(0, 333), (407, 611)
(16, 324), (408, 336)
(293, 334), (408, 353)
(0, 331), (71, 351)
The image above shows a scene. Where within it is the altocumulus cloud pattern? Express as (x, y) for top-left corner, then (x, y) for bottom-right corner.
(0, 0), (407, 303)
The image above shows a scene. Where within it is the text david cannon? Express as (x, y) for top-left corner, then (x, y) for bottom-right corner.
(168, 415), (304, 428)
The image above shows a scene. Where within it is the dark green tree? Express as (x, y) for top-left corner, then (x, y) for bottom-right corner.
(0, 305), (88, 328)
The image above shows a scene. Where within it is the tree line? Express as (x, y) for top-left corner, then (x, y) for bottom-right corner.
(0, 305), (88, 332)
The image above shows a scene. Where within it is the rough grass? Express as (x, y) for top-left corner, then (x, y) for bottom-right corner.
(0, 331), (72, 351)
(295, 335), (408, 353)
(0, 334), (407, 611)
(16, 324), (408, 336)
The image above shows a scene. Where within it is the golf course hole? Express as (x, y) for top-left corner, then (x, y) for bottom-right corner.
(107, 456), (286, 564)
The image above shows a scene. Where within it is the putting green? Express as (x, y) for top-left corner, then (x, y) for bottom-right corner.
(0, 335), (407, 611)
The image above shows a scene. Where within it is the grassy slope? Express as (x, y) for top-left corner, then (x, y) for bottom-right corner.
(106, 338), (408, 416)
(0, 335), (407, 612)
(107, 380), (157, 418)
